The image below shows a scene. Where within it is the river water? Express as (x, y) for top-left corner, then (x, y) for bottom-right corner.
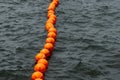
(0, 0), (120, 80)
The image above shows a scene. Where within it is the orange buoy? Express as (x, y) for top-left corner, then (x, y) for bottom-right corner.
(35, 78), (43, 80)
(49, 14), (56, 20)
(53, 0), (59, 2)
(48, 15), (56, 24)
(45, 22), (54, 31)
(35, 53), (46, 62)
(49, 14), (57, 21)
(48, 3), (56, 11)
(46, 37), (55, 45)
(46, 18), (56, 25)
(34, 63), (46, 73)
(44, 43), (54, 51)
(48, 13), (55, 19)
(52, 1), (59, 7)
(48, 10), (54, 14)
(48, 10), (55, 18)
(48, 27), (57, 33)
(37, 59), (48, 67)
(40, 49), (50, 57)
(47, 31), (57, 39)
(31, 71), (43, 80)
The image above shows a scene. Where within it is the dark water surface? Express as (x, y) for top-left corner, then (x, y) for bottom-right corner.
(0, 0), (120, 80)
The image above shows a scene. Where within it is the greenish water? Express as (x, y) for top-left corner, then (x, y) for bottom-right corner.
(0, 0), (120, 80)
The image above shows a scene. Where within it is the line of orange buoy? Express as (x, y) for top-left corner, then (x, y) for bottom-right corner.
(31, 0), (59, 80)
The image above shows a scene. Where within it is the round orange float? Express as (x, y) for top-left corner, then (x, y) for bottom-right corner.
(47, 31), (57, 39)
(34, 63), (46, 73)
(46, 37), (55, 45)
(48, 3), (56, 11)
(37, 59), (48, 67)
(45, 22), (54, 31)
(48, 10), (55, 18)
(31, 71), (43, 80)
(40, 49), (50, 57)
(48, 27), (57, 33)
(44, 43), (54, 51)
(35, 53), (46, 61)
(35, 78), (43, 80)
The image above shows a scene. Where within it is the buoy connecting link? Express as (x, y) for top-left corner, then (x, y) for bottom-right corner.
(31, 0), (59, 80)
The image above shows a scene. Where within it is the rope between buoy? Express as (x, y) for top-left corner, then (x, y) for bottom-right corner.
(31, 0), (59, 80)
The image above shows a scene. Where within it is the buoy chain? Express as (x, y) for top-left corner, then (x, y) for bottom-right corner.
(31, 0), (59, 80)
